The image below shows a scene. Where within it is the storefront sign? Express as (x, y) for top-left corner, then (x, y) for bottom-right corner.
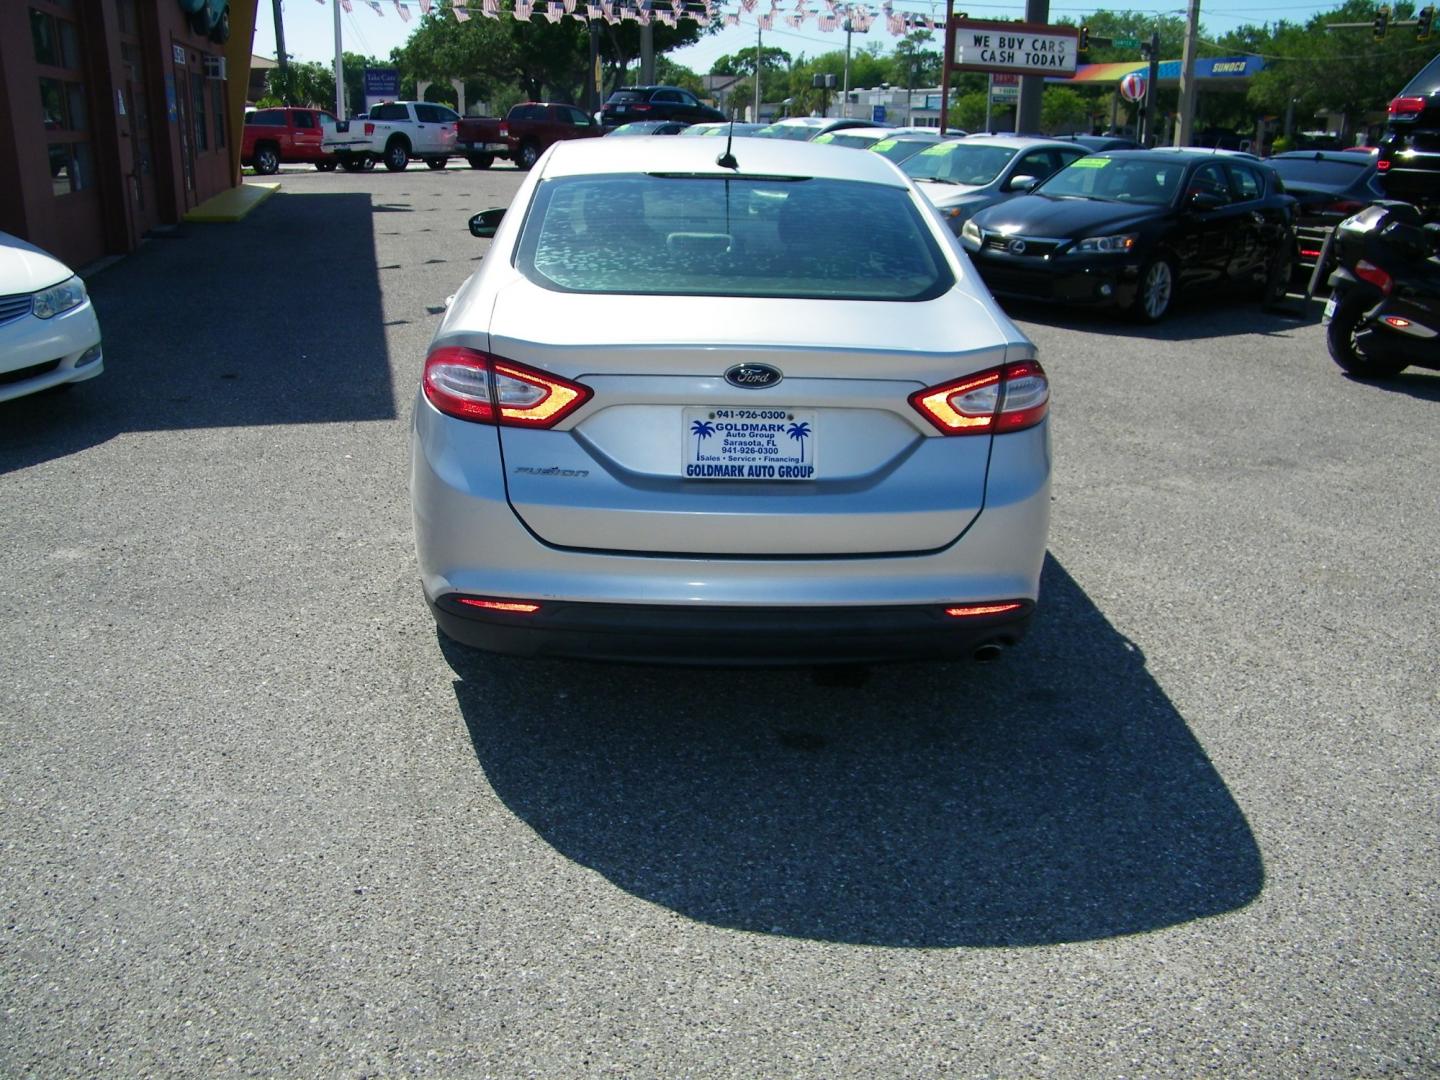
(948, 18), (1079, 78)
(364, 68), (401, 98)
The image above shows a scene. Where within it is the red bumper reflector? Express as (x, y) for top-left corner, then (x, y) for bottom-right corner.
(457, 598), (541, 614)
(945, 602), (1024, 618)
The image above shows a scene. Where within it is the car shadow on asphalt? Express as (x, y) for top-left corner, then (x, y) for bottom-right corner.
(1004, 294), (1317, 340)
(0, 191), (395, 475)
(1342, 369), (1440, 400)
(443, 555), (1264, 948)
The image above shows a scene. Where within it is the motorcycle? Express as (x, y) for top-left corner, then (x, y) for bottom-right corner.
(1324, 200), (1440, 379)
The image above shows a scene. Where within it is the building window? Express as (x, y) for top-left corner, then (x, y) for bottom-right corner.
(213, 83), (226, 148)
(31, 3), (92, 197)
(192, 70), (208, 150)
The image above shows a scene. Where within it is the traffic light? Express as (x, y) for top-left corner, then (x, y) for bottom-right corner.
(1079, 23), (1089, 50)
(1418, 4), (1434, 39)
(1374, 4), (1390, 39)
(1140, 38), (1152, 59)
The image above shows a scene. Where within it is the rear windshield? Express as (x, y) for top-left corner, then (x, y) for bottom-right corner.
(516, 173), (952, 301)
(1401, 53), (1440, 96)
(1268, 158), (1370, 187)
(607, 90), (649, 104)
(903, 142), (1017, 185)
(1038, 157), (1186, 205)
(754, 123), (820, 141)
(814, 132), (881, 149)
(871, 137), (940, 162)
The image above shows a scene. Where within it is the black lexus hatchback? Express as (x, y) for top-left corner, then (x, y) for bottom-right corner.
(960, 150), (1297, 321)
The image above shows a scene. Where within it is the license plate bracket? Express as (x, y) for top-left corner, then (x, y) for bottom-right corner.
(683, 407), (817, 480)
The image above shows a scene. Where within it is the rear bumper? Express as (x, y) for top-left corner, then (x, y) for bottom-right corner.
(431, 594), (1033, 665)
(459, 140), (509, 154)
(411, 391), (1052, 664)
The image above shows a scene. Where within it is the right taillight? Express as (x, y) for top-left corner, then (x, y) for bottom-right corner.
(909, 360), (1050, 435)
(423, 347), (592, 427)
(1389, 95), (1427, 119)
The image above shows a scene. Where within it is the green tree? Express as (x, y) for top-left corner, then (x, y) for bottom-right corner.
(395, 7), (706, 107)
(265, 60), (335, 108)
(1040, 86), (1092, 133)
(1061, 10), (1189, 64)
(1221, 1), (1439, 139)
(889, 31), (941, 89)
(656, 57), (704, 97)
(709, 46), (792, 78)
(949, 89), (990, 131)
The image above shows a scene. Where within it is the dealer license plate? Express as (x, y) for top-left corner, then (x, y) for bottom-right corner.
(682, 407), (817, 481)
(1322, 296), (1337, 323)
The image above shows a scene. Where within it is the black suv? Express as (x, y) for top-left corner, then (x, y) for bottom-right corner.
(1378, 53), (1440, 209)
(601, 86), (725, 130)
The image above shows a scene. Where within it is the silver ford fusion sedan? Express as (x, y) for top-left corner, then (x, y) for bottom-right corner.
(411, 136), (1051, 665)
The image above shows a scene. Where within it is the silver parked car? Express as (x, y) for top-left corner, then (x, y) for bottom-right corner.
(905, 135), (1090, 235)
(411, 137), (1052, 665)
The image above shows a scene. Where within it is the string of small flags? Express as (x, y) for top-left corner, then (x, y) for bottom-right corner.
(315, 0), (940, 35)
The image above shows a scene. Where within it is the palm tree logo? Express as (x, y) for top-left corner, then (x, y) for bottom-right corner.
(690, 419), (716, 457)
(787, 421), (811, 462)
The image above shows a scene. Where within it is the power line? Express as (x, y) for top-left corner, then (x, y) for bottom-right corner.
(1197, 32), (1440, 58)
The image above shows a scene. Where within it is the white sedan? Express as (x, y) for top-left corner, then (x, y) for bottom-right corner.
(0, 231), (103, 403)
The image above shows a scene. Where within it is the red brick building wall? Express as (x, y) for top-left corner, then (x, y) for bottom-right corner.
(0, 0), (247, 268)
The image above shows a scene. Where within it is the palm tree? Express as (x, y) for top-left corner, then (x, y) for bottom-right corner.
(691, 419), (716, 456)
(787, 421), (811, 462)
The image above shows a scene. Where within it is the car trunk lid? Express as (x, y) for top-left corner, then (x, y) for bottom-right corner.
(487, 282), (1011, 556)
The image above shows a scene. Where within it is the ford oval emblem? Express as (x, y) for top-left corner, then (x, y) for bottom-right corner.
(724, 363), (783, 389)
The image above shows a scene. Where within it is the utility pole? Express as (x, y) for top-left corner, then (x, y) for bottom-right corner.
(589, 22), (600, 115)
(640, 23), (654, 85)
(272, 0), (289, 101)
(1139, 29), (1160, 144)
(1174, 0), (1202, 146)
(1015, 0), (1047, 134)
(754, 16), (762, 121)
(332, 0), (344, 119)
(842, 18), (853, 117)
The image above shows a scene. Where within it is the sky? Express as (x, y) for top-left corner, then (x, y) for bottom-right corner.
(249, 0), (1347, 82)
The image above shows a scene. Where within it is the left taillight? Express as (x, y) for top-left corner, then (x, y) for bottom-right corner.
(1354, 258), (1394, 295)
(422, 346), (592, 428)
(909, 360), (1050, 435)
(1389, 95), (1427, 120)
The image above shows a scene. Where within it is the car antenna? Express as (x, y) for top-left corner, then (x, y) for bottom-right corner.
(716, 119), (739, 170)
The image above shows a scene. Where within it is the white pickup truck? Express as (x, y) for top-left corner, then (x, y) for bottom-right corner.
(321, 101), (460, 172)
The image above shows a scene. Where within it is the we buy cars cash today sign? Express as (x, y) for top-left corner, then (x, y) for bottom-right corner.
(947, 18), (1080, 78)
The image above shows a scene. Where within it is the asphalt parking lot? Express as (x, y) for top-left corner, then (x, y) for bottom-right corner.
(2, 160), (1436, 1077)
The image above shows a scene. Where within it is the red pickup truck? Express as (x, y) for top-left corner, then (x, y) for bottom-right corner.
(242, 107), (339, 174)
(457, 102), (602, 171)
